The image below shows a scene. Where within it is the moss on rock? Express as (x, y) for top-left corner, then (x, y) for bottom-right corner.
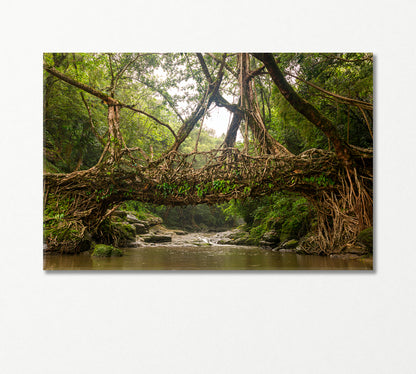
(112, 222), (136, 241)
(92, 244), (123, 257)
(284, 239), (299, 249)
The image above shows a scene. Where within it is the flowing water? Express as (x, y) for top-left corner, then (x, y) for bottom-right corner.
(44, 232), (372, 271)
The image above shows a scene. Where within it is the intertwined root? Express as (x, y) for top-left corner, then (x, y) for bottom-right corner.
(300, 169), (372, 254)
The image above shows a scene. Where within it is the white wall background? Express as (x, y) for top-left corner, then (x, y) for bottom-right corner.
(1, 1), (415, 373)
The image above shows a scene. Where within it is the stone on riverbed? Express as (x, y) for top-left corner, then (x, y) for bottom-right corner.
(134, 223), (148, 234)
(174, 230), (188, 235)
(217, 238), (234, 245)
(136, 220), (150, 229)
(260, 230), (280, 247)
(143, 234), (172, 243)
(92, 244), (123, 257)
(234, 236), (257, 246)
(146, 216), (163, 226)
(124, 241), (141, 248)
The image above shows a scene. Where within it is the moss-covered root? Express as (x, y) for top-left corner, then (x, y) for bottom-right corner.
(92, 244), (123, 257)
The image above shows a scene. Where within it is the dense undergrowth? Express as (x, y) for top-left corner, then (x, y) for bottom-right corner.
(223, 192), (315, 243)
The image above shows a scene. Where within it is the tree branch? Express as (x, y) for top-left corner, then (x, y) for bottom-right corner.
(207, 53), (237, 78)
(196, 53), (213, 83)
(43, 63), (118, 105)
(136, 78), (185, 124)
(121, 103), (178, 140)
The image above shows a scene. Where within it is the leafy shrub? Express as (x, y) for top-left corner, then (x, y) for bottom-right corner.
(224, 192), (314, 241)
(119, 200), (150, 219)
(43, 194), (87, 252)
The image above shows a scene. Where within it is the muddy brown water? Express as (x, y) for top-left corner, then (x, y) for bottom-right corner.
(44, 232), (372, 271)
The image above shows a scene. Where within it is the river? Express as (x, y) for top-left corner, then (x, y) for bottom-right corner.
(44, 232), (372, 270)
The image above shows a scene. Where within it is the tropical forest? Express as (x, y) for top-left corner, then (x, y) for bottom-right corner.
(43, 52), (373, 270)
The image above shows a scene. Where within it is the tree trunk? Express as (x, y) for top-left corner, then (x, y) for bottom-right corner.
(107, 104), (122, 163)
(252, 53), (354, 168)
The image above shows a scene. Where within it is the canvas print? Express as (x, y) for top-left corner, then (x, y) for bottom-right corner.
(43, 53), (373, 270)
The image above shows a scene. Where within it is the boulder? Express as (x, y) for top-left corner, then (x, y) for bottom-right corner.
(190, 240), (211, 246)
(112, 210), (127, 219)
(146, 216), (163, 226)
(259, 240), (274, 248)
(143, 234), (172, 243)
(262, 230), (280, 244)
(234, 236), (257, 246)
(112, 222), (136, 241)
(174, 230), (188, 235)
(134, 223), (148, 234)
(92, 244), (123, 257)
(126, 213), (140, 224)
(259, 230), (280, 248)
(227, 229), (250, 240)
(136, 220), (150, 229)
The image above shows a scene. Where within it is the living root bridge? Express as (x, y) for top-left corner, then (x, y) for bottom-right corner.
(44, 147), (372, 254)
(44, 148), (340, 208)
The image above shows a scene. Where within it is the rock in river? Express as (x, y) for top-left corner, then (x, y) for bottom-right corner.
(143, 234), (172, 243)
(134, 223), (148, 234)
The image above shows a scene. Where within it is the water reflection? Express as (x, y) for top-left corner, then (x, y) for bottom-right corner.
(44, 245), (373, 270)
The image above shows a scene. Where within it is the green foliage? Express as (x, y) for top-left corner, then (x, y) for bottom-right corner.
(255, 53), (373, 153)
(119, 200), (151, 220)
(224, 192), (314, 241)
(43, 53), (371, 251)
(151, 203), (237, 231)
(95, 218), (136, 246)
(44, 194), (71, 226)
(154, 179), (240, 199)
(111, 222), (136, 241)
(303, 174), (335, 187)
(43, 194), (86, 251)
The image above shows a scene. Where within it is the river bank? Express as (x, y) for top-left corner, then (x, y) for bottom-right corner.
(44, 236), (373, 270)
(44, 208), (373, 266)
(44, 212), (372, 270)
